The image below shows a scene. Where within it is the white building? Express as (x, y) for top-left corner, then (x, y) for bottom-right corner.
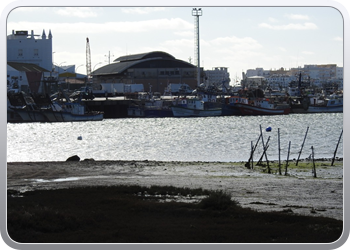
(7, 29), (53, 71)
(204, 67), (230, 86)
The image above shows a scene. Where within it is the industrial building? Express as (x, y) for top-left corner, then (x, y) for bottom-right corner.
(91, 51), (201, 94)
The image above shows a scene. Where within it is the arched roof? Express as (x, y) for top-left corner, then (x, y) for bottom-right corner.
(114, 51), (175, 62)
(92, 51), (195, 76)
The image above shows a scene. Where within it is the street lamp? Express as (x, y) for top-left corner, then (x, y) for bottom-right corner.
(192, 8), (202, 86)
(75, 64), (84, 73)
(93, 62), (103, 71)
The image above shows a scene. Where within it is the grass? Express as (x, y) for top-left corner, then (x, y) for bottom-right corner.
(7, 185), (343, 244)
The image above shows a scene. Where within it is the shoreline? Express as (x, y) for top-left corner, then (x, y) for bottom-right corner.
(7, 158), (343, 221)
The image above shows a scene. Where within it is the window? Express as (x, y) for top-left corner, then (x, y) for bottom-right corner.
(34, 49), (39, 56)
(18, 49), (23, 57)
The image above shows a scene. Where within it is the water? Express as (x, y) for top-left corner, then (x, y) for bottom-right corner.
(7, 113), (343, 162)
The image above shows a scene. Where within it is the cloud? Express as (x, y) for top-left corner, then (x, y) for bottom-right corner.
(268, 17), (278, 23)
(122, 7), (167, 14)
(259, 22), (318, 30)
(278, 47), (287, 52)
(285, 14), (310, 20)
(333, 36), (343, 42)
(55, 7), (98, 18)
(302, 51), (314, 55)
(8, 18), (193, 34)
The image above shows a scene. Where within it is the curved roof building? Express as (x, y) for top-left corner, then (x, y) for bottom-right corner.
(91, 51), (201, 93)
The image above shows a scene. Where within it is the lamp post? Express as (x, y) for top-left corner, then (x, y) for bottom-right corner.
(75, 64), (84, 73)
(192, 8), (202, 86)
(93, 62), (102, 71)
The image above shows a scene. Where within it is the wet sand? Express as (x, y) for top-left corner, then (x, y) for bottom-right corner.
(7, 159), (343, 221)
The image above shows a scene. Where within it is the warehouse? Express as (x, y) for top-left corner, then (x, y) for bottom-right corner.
(91, 51), (202, 94)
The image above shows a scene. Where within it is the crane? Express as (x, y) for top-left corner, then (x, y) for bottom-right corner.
(86, 37), (92, 78)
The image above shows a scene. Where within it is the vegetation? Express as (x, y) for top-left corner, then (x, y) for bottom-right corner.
(7, 185), (342, 243)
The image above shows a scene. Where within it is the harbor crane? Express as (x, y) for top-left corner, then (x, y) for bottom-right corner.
(86, 37), (92, 78)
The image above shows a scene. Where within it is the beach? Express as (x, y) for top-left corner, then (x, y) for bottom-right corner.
(7, 159), (343, 221)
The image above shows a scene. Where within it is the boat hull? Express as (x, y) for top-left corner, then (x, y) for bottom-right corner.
(15, 109), (48, 122)
(307, 105), (343, 113)
(43, 111), (103, 122)
(237, 104), (290, 116)
(171, 106), (222, 117)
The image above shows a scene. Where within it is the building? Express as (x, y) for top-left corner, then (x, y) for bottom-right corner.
(91, 51), (201, 93)
(204, 67), (230, 87)
(7, 62), (51, 94)
(7, 30), (53, 72)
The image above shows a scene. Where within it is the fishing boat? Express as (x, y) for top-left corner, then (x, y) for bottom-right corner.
(127, 92), (173, 118)
(7, 92), (48, 122)
(237, 98), (290, 115)
(43, 101), (103, 122)
(307, 95), (343, 113)
(171, 94), (222, 117)
(221, 96), (248, 116)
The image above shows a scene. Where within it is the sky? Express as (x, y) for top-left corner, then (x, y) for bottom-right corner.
(5, 3), (345, 83)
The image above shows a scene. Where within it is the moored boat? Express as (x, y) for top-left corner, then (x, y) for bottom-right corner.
(307, 95), (343, 113)
(237, 98), (290, 115)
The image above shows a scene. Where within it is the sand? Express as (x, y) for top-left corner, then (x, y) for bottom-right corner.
(7, 159), (343, 221)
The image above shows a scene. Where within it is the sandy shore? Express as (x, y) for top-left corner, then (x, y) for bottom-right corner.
(7, 159), (343, 221)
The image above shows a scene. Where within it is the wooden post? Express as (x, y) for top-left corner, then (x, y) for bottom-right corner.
(285, 141), (291, 176)
(311, 146), (317, 178)
(278, 128), (281, 175)
(331, 129), (343, 166)
(247, 134), (261, 163)
(259, 125), (269, 164)
(258, 136), (270, 165)
(251, 141), (254, 170)
(296, 126), (309, 166)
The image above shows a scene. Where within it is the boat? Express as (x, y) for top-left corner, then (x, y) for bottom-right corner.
(127, 92), (173, 118)
(221, 96), (248, 116)
(7, 92), (48, 122)
(307, 94), (343, 113)
(43, 101), (104, 122)
(237, 98), (291, 115)
(171, 94), (222, 117)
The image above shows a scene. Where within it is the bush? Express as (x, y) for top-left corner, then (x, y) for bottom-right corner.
(198, 190), (237, 210)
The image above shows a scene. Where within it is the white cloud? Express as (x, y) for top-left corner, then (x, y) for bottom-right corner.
(55, 7), (98, 18)
(8, 18), (193, 34)
(259, 22), (318, 30)
(278, 47), (287, 52)
(285, 14), (310, 20)
(268, 17), (278, 23)
(333, 36), (343, 42)
(302, 51), (314, 55)
(122, 7), (166, 14)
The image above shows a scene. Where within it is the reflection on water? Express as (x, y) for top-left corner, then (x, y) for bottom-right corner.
(7, 113), (343, 162)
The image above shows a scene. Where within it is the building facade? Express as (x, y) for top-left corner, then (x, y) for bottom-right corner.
(91, 51), (201, 93)
(7, 30), (53, 72)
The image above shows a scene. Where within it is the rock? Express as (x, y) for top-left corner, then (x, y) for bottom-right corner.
(83, 158), (95, 161)
(66, 155), (80, 161)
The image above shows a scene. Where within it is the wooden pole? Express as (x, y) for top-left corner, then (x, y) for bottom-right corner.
(278, 128), (281, 175)
(259, 125), (269, 164)
(296, 126), (309, 166)
(251, 141), (254, 170)
(331, 129), (343, 166)
(285, 141), (291, 176)
(258, 136), (270, 165)
(311, 146), (317, 178)
(247, 133), (261, 163)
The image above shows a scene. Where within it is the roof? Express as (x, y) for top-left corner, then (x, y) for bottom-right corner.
(114, 51), (175, 62)
(92, 51), (195, 76)
(7, 62), (50, 73)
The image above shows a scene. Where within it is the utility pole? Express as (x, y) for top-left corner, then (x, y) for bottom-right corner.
(192, 8), (202, 86)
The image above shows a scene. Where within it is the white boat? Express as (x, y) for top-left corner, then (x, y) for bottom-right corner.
(43, 102), (103, 122)
(307, 95), (343, 113)
(171, 95), (222, 117)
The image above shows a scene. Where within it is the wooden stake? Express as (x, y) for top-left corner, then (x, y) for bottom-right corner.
(296, 126), (309, 166)
(311, 146), (317, 178)
(331, 129), (343, 166)
(285, 141), (291, 176)
(278, 128), (281, 175)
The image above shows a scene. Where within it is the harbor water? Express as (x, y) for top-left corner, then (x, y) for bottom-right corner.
(7, 113), (343, 163)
